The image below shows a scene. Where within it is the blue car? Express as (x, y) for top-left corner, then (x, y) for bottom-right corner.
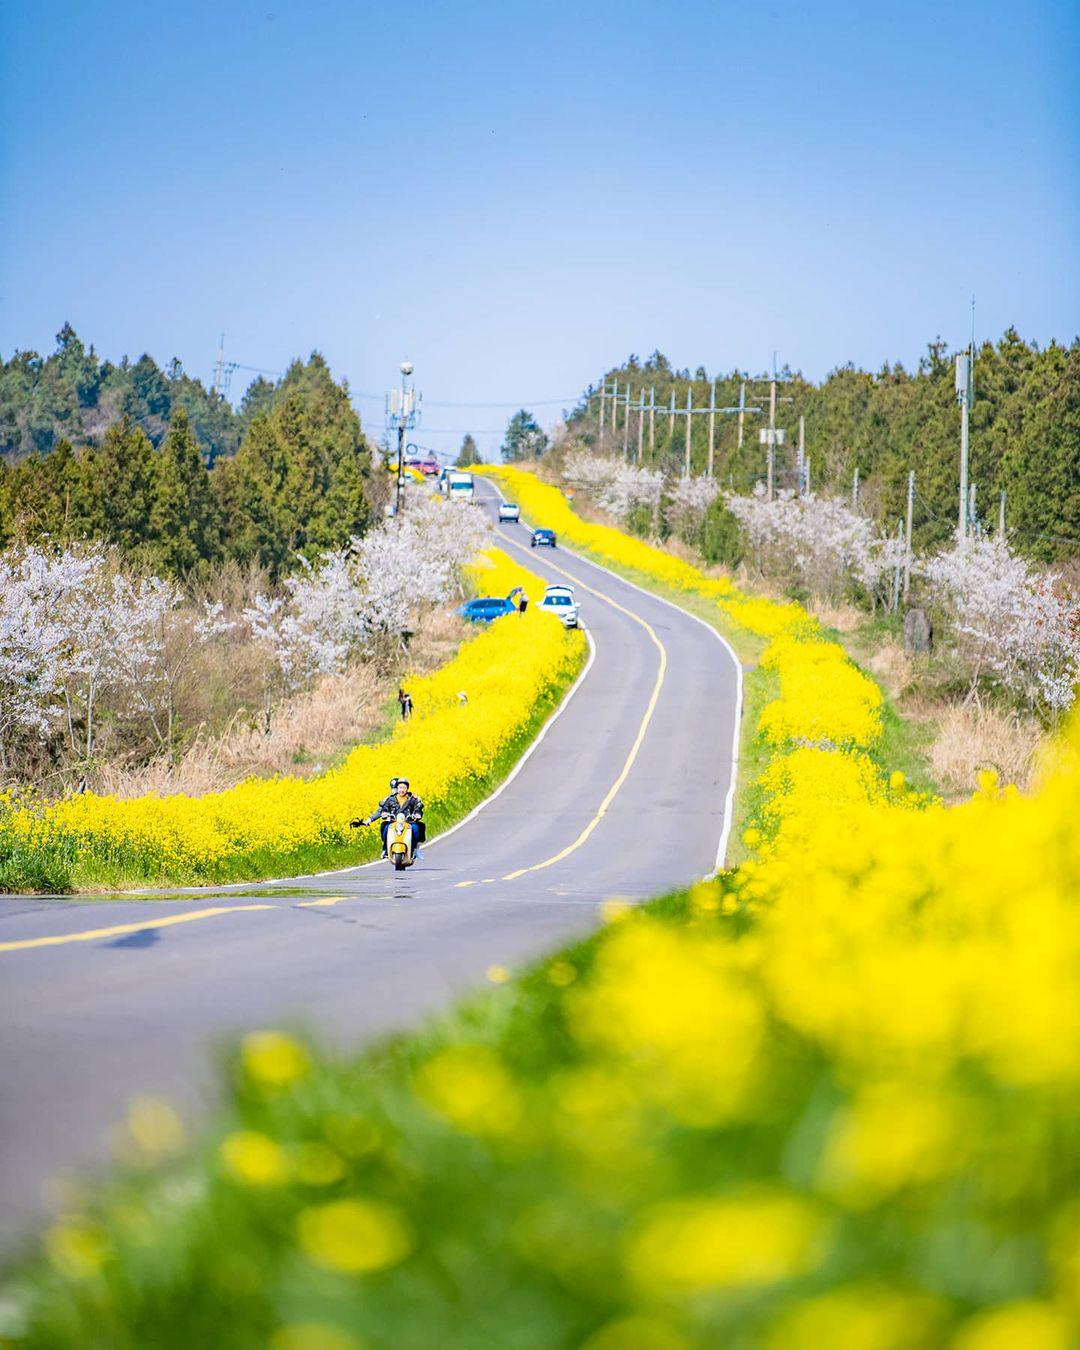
(458, 596), (517, 624)
(530, 528), (556, 548)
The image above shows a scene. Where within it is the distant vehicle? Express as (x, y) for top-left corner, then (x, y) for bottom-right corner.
(498, 502), (520, 522)
(457, 596), (516, 624)
(404, 455), (423, 468)
(531, 527), (556, 548)
(445, 470), (475, 503)
(539, 584), (579, 628)
(420, 457), (439, 477)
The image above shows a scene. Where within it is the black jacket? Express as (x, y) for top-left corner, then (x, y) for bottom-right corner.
(367, 793), (424, 823)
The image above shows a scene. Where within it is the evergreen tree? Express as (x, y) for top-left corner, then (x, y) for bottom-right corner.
(502, 409), (548, 462)
(150, 408), (221, 572)
(214, 413), (291, 573)
(92, 417), (156, 550)
(456, 433), (482, 467)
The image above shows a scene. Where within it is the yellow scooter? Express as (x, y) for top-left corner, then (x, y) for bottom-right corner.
(382, 811), (416, 871)
(350, 806), (421, 870)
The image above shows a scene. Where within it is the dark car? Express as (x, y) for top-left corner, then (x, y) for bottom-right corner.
(457, 597), (517, 624)
(530, 528), (557, 548)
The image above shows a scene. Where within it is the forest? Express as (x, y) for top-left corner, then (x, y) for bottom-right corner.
(0, 331), (379, 576)
(565, 330), (1080, 561)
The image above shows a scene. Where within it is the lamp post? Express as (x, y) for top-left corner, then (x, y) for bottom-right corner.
(386, 361), (421, 518)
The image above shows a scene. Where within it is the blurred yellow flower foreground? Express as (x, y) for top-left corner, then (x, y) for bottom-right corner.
(2, 545), (584, 888)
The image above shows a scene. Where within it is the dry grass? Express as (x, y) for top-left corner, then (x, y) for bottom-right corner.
(866, 638), (915, 700)
(809, 598), (863, 634)
(99, 608), (471, 799)
(926, 702), (1042, 797)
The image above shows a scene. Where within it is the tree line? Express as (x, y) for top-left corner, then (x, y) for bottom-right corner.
(564, 330), (1079, 561)
(0, 346), (378, 575)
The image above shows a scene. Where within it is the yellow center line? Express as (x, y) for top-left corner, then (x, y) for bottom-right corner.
(497, 540), (667, 882)
(454, 880), (478, 889)
(296, 896), (349, 907)
(0, 904), (275, 954)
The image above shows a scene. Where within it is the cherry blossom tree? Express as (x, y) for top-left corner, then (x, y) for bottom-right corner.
(666, 477), (720, 543)
(0, 547), (101, 769)
(562, 452), (663, 529)
(922, 537), (1080, 713)
(725, 487), (900, 604)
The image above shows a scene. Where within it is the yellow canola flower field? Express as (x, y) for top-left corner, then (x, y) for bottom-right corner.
(6, 547), (584, 885)
(471, 466), (1080, 1339)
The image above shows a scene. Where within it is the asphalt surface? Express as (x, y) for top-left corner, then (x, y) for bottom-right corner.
(0, 482), (741, 1258)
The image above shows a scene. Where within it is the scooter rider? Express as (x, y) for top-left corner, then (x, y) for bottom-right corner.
(353, 779), (425, 858)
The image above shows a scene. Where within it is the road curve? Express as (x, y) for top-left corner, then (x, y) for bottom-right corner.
(0, 484), (741, 1256)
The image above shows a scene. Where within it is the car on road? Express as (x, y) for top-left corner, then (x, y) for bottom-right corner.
(530, 527), (556, 548)
(539, 584), (579, 628)
(420, 457), (440, 477)
(457, 596), (517, 624)
(498, 502), (520, 522)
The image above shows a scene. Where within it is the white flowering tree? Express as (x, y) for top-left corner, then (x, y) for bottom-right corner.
(0, 547), (101, 770)
(245, 493), (492, 722)
(563, 451), (663, 531)
(666, 476), (720, 543)
(922, 537), (1080, 714)
(726, 487), (901, 604)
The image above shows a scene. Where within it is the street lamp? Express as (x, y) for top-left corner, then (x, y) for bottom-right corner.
(386, 362), (421, 518)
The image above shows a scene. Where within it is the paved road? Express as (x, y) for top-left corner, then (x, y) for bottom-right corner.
(0, 483), (740, 1257)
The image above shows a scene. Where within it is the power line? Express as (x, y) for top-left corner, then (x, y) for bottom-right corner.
(350, 390), (577, 409)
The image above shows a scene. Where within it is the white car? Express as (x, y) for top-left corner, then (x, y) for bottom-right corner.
(498, 501), (520, 522)
(539, 584), (579, 628)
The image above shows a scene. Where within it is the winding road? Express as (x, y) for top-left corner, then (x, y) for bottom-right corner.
(0, 483), (741, 1257)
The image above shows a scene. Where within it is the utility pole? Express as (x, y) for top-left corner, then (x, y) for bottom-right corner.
(649, 387), (656, 457)
(612, 378), (620, 438)
(852, 466), (860, 509)
(212, 333), (225, 396)
(797, 415), (805, 491)
(737, 380), (747, 448)
(999, 489), (1006, 536)
(766, 445), (775, 501)
(903, 470), (915, 599)
(755, 356), (793, 493)
(622, 386), (632, 460)
(637, 388), (645, 464)
(708, 380), (717, 478)
(769, 364), (777, 446)
(668, 390), (676, 440)
(684, 388), (693, 477)
(598, 380), (607, 442)
(386, 361), (421, 519)
(956, 346), (972, 540)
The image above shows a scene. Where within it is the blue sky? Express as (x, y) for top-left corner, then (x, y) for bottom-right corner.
(2, 0), (1077, 460)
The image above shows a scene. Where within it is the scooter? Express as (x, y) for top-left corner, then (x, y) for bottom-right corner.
(351, 812), (417, 870)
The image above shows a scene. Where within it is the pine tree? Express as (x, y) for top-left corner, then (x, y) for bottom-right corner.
(502, 410), (547, 462)
(150, 408), (220, 572)
(93, 417), (156, 549)
(456, 434), (482, 466)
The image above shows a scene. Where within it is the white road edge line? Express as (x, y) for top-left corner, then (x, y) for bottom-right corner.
(482, 479), (743, 879)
